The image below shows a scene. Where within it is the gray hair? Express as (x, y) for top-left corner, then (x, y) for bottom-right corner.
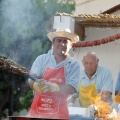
(83, 51), (99, 61)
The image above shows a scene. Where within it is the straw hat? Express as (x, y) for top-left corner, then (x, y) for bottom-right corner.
(47, 28), (79, 43)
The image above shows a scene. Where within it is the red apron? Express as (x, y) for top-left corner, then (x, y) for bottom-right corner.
(28, 66), (69, 119)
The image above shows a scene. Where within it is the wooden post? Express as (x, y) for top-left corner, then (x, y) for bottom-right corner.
(9, 73), (15, 116)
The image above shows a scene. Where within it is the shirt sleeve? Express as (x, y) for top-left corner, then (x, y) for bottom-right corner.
(97, 67), (113, 102)
(30, 56), (43, 79)
(30, 54), (49, 79)
(97, 67), (113, 94)
(65, 60), (80, 92)
(30, 50), (52, 80)
(115, 71), (120, 91)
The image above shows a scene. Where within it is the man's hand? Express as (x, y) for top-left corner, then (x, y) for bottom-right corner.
(46, 82), (59, 92)
(33, 80), (46, 93)
(33, 80), (59, 93)
(100, 91), (111, 102)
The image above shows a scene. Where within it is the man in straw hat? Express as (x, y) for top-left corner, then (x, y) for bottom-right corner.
(28, 28), (80, 119)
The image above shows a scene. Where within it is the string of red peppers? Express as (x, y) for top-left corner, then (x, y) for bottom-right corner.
(72, 33), (120, 47)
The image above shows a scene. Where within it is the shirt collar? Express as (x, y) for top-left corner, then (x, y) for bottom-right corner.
(82, 69), (97, 80)
(49, 50), (73, 68)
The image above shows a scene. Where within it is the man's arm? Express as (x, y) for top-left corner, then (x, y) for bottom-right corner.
(115, 91), (120, 96)
(115, 72), (120, 95)
(100, 68), (113, 102)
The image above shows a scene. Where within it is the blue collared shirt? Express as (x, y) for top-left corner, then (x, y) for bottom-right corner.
(115, 71), (120, 91)
(30, 49), (80, 91)
(79, 66), (113, 102)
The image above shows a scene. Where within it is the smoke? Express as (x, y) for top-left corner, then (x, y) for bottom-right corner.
(0, 0), (49, 68)
(1, 0), (41, 39)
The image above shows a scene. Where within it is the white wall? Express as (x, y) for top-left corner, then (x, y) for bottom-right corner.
(74, 0), (120, 14)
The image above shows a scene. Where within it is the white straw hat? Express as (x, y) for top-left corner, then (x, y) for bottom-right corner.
(47, 28), (79, 43)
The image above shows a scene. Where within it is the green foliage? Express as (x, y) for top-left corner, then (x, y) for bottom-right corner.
(19, 90), (33, 109)
(0, 0), (75, 118)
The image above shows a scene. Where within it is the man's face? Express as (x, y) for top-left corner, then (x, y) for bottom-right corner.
(82, 54), (98, 76)
(52, 37), (72, 55)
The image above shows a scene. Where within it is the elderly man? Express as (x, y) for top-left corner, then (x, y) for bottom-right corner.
(78, 51), (113, 108)
(28, 29), (80, 119)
